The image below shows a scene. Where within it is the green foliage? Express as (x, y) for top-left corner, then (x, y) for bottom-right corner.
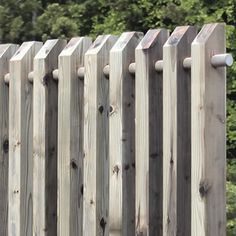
(0, 0), (40, 42)
(227, 100), (236, 157)
(0, 0), (235, 232)
(35, 3), (79, 40)
(91, 10), (126, 37)
(227, 159), (236, 235)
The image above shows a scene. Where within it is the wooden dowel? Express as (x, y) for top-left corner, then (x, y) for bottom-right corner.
(78, 65), (111, 79)
(183, 57), (192, 69)
(77, 66), (85, 79)
(4, 73), (10, 84)
(183, 54), (233, 69)
(211, 53), (233, 67)
(103, 64), (110, 78)
(155, 60), (163, 71)
(129, 62), (135, 74)
(52, 69), (59, 80)
(28, 71), (34, 82)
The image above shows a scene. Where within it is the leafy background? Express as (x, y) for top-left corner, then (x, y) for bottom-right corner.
(0, 0), (235, 234)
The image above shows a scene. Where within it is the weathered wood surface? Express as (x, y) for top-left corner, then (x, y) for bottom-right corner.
(0, 44), (18, 236)
(109, 31), (143, 236)
(135, 29), (168, 236)
(58, 37), (92, 236)
(163, 26), (197, 236)
(33, 39), (66, 236)
(191, 23), (226, 236)
(83, 35), (117, 236)
(0, 25), (227, 236)
(8, 41), (42, 236)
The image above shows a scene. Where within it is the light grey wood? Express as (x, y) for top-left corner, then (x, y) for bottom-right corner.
(109, 32), (143, 236)
(128, 62), (135, 74)
(135, 29), (168, 236)
(57, 37), (92, 236)
(163, 26), (197, 236)
(33, 39), (66, 236)
(0, 44), (18, 236)
(155, 60), (164, 71)
(191, 23), (226, 236)
(83, 35), (117, 236)
(211, 53), (233, 67)
(183, 57), (192, 69)
(8, 41), (42, 236)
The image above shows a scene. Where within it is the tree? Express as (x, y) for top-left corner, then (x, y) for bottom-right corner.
(0, 0), (41, 42)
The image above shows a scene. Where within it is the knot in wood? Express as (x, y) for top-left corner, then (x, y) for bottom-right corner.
(98, 105), (104, 114)
(3, 139), (9, 153)
(42, 73), (51, 86)
(80, 185), (83, 195)
(100, 217), (106, 232)
(70, 159), (78, 169)
(124, 164), (130, 170)
(109, 105), (115, 115)
(199, 181), (210, 198)
(167, 216), (171, 224)
(113, 165), (120, 175)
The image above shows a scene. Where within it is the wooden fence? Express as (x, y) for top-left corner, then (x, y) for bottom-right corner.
(0, 23), (233, 236)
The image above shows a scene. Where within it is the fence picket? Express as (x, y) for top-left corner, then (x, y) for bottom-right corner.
(135, 29), (168, 236)
(0, 24), (229, 236)
(0, 44), (18, 236)
(57, 37), (92, 236)
(83, 35), (118, 236)
(163, 26), (197, 235)
(109, 31), (143, 236)
(191, 23), (226, 236)
(9, 41), (42, 236)
(33, 39), (66, 236)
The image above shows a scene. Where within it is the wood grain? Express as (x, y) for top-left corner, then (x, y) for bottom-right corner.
(83, 35), (117, 236)
(135, 29), (168, 236)
(33, 39), (66, 236)
(191, 23), (226, 236)
(8, 41), (42, 236)
(109, 31), (143, 236)
(0, 44), (18, 236)
(163, 26), (197, 236)
(57, 37), (92, 236)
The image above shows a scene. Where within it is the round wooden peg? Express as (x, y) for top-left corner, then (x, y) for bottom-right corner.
(211, 53), (233, 67)
(52, 69), (59, 80)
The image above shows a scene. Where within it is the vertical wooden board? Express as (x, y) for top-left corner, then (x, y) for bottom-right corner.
(0, 44), (18, 236)
(57, 37), (92, 236)
(163, 26), (197, 236)
(135, 29), (168, 236)
(8, 41), (42, 236)
(33, 39), (66, 236)
(191, 23), (226, 236)
(109, 32), (143, 236)
(83, 35), (118, 236)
